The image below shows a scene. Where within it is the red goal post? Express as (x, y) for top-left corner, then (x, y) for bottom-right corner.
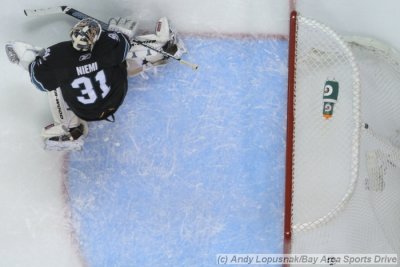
(284, 10), (400, 263)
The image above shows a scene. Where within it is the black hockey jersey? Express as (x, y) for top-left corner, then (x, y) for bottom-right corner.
(29, 30), (131, 121)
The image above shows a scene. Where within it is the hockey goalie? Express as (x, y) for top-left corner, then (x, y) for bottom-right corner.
(5, 16), (187, 151)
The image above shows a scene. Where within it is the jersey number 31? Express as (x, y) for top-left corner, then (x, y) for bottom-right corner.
(71, 70), (110, 104)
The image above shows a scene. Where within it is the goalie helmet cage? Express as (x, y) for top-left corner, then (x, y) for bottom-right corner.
(284, 10), (400, 266)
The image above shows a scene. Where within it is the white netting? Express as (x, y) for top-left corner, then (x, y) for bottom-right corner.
(290, 15), (400, 264)
(291, 15), (361, 232)
(351, 37), (400, 255)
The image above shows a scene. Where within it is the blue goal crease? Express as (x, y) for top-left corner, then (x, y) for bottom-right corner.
(67, 36), (288, 267)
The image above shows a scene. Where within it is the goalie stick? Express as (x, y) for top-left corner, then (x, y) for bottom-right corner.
(24, 6), (199, 70)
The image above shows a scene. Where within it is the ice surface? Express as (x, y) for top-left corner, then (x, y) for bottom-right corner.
(67, 37), (287, 266)
(1, 0), (399, 266)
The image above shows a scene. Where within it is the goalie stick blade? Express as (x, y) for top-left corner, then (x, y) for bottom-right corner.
(24, 6), (67, 16)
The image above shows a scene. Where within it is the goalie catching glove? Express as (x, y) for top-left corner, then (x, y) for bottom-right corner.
(5, 41), (45, 70)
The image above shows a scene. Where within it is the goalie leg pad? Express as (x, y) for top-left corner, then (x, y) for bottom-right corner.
(42, 121), (88, 151)
(136, 17), (171, 43)
(42, 88), (89, 151)
(42, 88), (82, 138)
(42, 123), (69, 138)
(43, 136), (85, 151)
(126, 17), (187, 70)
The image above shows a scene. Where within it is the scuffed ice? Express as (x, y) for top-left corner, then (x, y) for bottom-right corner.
(67, 36), (288, 266)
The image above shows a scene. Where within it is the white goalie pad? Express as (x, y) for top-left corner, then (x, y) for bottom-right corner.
(127, 36), (187, 78)
(46, 89), (81, 130)
(136, 17), (171, 43)
(43, 135), (86, 151)
(42, 88), (88, 151)
(42, 121), (89, 151)
(126, 17), (187, 76)
(169, 35), (187, 59)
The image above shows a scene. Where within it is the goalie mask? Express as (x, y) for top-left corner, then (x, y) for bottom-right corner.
(70, 18), (102, 51)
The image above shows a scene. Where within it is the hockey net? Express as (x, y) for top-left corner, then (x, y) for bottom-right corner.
(285, 11), (400, 264)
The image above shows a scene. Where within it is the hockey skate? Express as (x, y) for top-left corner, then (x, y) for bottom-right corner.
(126, 17), (187, 76)
(42, 122), (89, 151)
